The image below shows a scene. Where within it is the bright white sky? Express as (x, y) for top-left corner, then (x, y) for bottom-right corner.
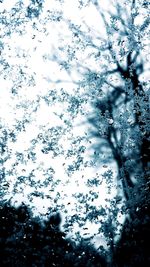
(1, 0), (141, 246)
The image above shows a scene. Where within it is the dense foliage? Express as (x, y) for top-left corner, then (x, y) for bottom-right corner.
(0, 202), (106, 267)
(76, 0), (150, 266)
(0, 0), (149, 266)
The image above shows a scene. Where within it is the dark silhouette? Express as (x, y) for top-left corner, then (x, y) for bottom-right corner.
(47, 212), (62, 230)
(0, 202), (106, 267)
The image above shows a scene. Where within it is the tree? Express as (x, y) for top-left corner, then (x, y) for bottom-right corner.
(0, 0), (149, 266)
(86, 0), (149, 204)
(0, 201), (106, 266)
(56, 0), (150, 265)
(64, 0), (150, 265)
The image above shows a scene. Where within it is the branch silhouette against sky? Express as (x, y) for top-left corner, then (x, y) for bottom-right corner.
(0, 0), (150, 266)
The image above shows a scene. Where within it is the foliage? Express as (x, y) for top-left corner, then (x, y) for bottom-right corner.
(0, 0), (150, 266)
(0, 201), (106, 267)
(57, 0), (150, 265)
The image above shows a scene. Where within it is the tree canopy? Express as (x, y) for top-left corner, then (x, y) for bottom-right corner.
(0, 0), (149, 266)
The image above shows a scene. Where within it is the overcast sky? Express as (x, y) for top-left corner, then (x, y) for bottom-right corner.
(0, 0), (126, 247)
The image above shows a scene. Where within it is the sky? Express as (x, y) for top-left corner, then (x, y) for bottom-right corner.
(0, 0), (128, 247)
